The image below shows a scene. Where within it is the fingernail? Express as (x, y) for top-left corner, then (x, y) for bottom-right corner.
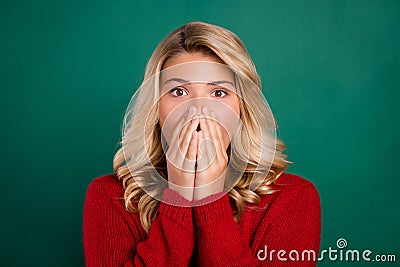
(202, 106), (209, 114)
(188, 106), (195, 115)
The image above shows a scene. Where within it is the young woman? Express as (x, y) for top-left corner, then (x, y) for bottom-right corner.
(83, 21), (321, 266)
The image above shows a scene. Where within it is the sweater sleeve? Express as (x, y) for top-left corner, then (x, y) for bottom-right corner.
(83, 179), (195, 267)
(192, 183), (321, 266)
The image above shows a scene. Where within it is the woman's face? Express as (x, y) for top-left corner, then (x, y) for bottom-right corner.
(158, 52), (241, 150)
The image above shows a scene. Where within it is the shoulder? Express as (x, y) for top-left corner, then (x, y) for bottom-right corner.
(83, 173), (147, 246)
(273, 172), (319, 192)
(86, 173), (123, 193)
(86, 173), (124, 195)
(250, 173), (321, 252)
(274, 172), (320, 201)
(84, 173), (125, 208)
(255, 172), (320, 211)
(83, 173), (144, 229)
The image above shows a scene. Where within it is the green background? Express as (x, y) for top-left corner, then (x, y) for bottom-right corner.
(1, 0), (399, 266)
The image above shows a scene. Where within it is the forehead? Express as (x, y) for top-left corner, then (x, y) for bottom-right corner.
(159, 61), (235, 89)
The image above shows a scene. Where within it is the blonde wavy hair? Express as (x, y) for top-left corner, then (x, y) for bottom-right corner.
(113, 21), (291, 232)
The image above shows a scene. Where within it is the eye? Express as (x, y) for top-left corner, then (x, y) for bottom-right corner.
(211, 89), (228, 98)
(170, 87), (188, 97)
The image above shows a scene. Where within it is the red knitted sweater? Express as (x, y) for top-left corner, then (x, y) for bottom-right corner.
(83, 172), (321, 266)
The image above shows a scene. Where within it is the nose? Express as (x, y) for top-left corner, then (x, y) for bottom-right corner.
(189, 98), (210, 116)
(185, 82), (214, 114)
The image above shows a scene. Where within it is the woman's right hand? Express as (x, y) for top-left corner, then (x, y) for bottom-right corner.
(166, 106), (199, 201)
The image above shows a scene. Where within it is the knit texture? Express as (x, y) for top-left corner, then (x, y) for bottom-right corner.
(83, 172), (321, 266)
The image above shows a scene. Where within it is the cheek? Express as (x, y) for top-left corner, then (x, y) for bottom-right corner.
(231, 99), (240, 117)
(158, 98), (173, 128)
(213, 98), (241, 149)
(219, 114), (239, 149)
(220, 128), (231, 151)
(158, 97), (191, 144)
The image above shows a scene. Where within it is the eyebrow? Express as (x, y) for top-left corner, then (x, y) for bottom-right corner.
(163, 78), (234, 86)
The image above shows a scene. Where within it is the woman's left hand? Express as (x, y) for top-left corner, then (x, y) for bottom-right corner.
(194, 107), (228, 201)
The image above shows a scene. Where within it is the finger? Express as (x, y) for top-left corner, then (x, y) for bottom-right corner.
(199, 107), (215, 163)
(178, 107), (196, 143)
(173, 107), (196, 162)
(167, 107), (194, 165)
(178, 117), (199, 166)
(210, 111), (228, 162)
(182, 130), (198, 171)
(168, 111), (188, 148)
(207, 110), (225, 161)
(196, 130), (208, 172)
